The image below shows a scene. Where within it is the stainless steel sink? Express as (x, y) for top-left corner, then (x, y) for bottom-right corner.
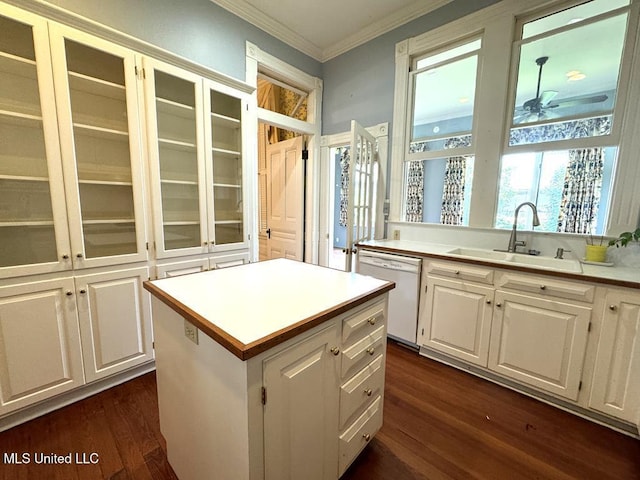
(445, 247), (583, 273)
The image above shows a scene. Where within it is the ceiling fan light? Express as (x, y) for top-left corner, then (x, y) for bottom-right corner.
(568, 72), (586, 81)
(566, 70), (581, 77)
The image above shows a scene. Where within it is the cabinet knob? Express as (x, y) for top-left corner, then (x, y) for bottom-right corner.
(364, 388), (372, 397)
(496, 303), (502, 307)
(66, 291), (73, 296)
(203, 242), (208, 246)
(366, 347), (375, 356)
(362, 433), (371, 442)
(80, 289), (87, 294)
(609, 305), (617, 311)
(540, 285), (546, 290)
(367, 317), (377, 326)
(62, 254), (69, 260)
(454, 270), (460, 275)
(486, 300), (492, 305)
(330, 347), (340, 356)
(76, 253), (83, 259)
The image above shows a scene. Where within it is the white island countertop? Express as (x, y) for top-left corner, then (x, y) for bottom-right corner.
(144, 258), (394, 360)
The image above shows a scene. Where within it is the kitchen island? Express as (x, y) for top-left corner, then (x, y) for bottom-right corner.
(144, 258), (394, 480)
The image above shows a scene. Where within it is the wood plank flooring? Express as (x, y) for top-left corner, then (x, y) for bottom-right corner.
(0, 341), (638, 479)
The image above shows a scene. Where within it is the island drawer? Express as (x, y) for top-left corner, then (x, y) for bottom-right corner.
(342, 300), (385, 345)
(497, 272), (595, 303)
(339, 355), (384, 428)
(338, 395), (383, 476)
(341, 325), (385, 378)
(427, 261), (494, 284)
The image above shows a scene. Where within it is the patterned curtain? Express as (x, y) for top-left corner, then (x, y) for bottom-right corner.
(440, 157), (466, 225)
(405, 161), (424, 222)
(339, 147), (350, 227)
(557, 147), (604, 234)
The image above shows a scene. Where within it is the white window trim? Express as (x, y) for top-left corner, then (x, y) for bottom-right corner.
(390, 0), (640, 235)
(245, 42), (323, 263)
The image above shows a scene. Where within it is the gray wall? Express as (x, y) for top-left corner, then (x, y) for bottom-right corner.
(21, 0), (322, 81)
(320, 0), (500, 136)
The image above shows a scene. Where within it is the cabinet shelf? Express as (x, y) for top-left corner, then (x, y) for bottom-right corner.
(82, 219), (135, 225)
(0, 50), (36, 69)
(74, 123), (129, 139)
(159, 138), (197, 151)
(161, 179), (198, 186)
(68, 71), (126, 99)
(214, 220), (242, 225)
(213, 183), (241, 189)
(0, 109), (42, 125)
(78, 179), (133, 187)
(164, 221), (200, 226)
(0, 174), (49, 183)
(212, 147), (241, 156)
(0, 220), (55, 227)
(211, 113), (240, 128)
(157, 97), (196, 119)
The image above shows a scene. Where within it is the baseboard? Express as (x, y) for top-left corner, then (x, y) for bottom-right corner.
(0, 361), (156, 432)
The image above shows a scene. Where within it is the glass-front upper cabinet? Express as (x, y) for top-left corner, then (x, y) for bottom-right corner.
(144, 59), (207, 258)
(49, 25), (147, 269)
(0, 6), (72, 278)
(204, 84), (248, 251)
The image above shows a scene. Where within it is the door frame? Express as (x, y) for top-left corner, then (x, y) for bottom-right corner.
(319, 123), (389, 268)
(246, 42), (323, 264)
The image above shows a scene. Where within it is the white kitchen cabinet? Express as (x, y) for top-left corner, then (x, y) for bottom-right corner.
(488, 290), (591, 401)
(263, 324), (340, 480)
(145, 58), (249, 260)
(49, 24), (148, 270)
(0, 6), (72, 278)
(589, 288), (640, 424)
(0, 277), (84, 416)
(155, 251), (249, 278)
(74, 266), (153, 383)
(419, 275), (494, 366)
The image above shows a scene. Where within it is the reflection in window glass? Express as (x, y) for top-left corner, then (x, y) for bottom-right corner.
(411, 39), (480, 149)
(496, 147), (616, 234)
(405, 156), (474, 225)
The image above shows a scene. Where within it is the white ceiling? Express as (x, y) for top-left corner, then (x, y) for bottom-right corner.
(209, 0), (452, 62)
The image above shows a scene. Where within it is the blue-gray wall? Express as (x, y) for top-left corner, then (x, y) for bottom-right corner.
(320, 0), (500, 136)
(28, 0), (322, 81)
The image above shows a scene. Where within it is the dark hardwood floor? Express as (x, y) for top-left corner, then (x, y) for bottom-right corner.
(0, 341), (638, 479)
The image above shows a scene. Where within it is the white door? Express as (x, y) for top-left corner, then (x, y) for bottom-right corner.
(263, 324), (339, 480)
(264, 136), (304, 260)
(0, 278), (84, 415)
(75, 266), (153, 382)
(344, 121), (377, 271)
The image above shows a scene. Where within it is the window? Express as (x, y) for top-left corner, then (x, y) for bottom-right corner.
(403, 38), (481, 225)
(392, 0), (639, 236)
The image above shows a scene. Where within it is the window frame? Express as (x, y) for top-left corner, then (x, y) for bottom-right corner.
(389, 0), (640, 235)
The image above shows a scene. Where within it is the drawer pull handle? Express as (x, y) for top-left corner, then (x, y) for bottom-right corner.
(540, 285), (546, 290)
(330, 347), (340, 356)
(362, 433), (371, 442)
(366, 347), (375, 355)
(609, 305), (617, 311)
(367, 317), (377, 325)
(364, 388), (372, 397)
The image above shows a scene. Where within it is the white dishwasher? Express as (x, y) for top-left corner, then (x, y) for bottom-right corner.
(357, 250), (422, 346)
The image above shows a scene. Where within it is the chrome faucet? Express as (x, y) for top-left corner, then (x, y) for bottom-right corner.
(507, 202), (540, 253)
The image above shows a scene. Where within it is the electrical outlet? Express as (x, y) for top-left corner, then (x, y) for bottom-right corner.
(393, 230), (400, 240)
(184, 319), (199, 345)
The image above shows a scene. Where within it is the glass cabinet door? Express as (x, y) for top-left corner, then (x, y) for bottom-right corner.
(50, 25), (147, 268)
(205, 87), (247, 250)
(0, 7), (71, 277)
(144, 60), (207, 258)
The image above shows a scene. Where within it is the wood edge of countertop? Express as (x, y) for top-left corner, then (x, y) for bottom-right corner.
(143, 279), (395, 361)
(356, 243), (640, 289)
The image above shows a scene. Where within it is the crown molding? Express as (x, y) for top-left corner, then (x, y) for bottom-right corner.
(211, 0), (452, 62)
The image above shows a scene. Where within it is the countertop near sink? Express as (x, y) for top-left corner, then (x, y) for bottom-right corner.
(356, 239), (640, 289)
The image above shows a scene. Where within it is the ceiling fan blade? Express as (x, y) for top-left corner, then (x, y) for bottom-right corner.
(547, 94), (608, 109)
(539, 90), (558, 106)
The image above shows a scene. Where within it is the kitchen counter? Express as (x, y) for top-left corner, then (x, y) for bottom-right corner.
(357, 239), (640, 289)
(144, 258), (394, 359)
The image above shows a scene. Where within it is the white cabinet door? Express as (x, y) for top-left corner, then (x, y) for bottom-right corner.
(589, 289), (640, 424)
(489, 290), (591, 400)
(144, 58), (208, 259)
(0, 277), (84, 415)
(49, 25), (148, 269)
(210, 251), (249, 269)
(0, 5), (72, 278)
(263, 324), (340, 480)
(156, 257), (210, 278)
(419, 276), (494, 366)
(75, 267), (153, 382)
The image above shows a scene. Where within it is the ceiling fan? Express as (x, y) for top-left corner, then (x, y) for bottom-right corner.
(513, 55), (608, 124)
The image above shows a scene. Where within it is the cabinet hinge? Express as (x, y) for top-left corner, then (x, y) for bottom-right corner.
(261, 387), (267, 405)
(578, 380), (582, 391)
(587, 322), (592, 332)
(421, 328), (425, 336)
(152, 341), (155, 349)
(146, 242), (149, 250)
